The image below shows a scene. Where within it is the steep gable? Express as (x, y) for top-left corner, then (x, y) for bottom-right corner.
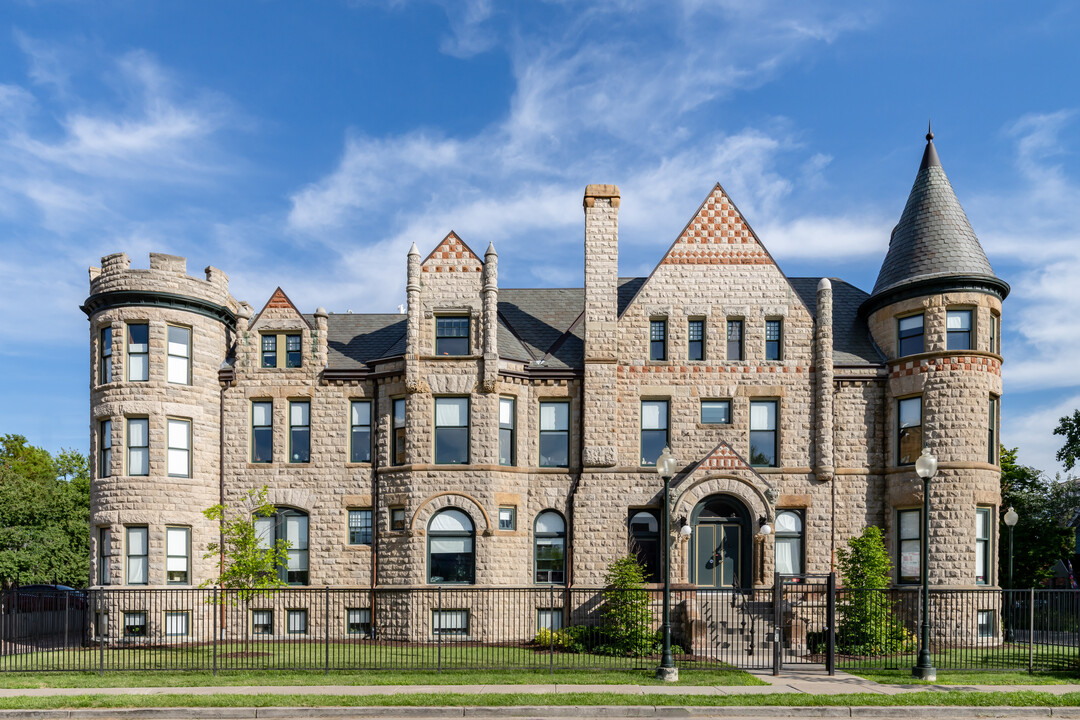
(249, 287), (311, 329)
(421, 231), (484, 274)
(661, 184), (774, 267)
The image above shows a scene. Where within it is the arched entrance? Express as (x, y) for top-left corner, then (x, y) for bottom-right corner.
(689, 495), (752, 589)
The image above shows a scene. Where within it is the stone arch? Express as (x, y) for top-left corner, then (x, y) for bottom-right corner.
(411, 491), (493, 536)
(673, 474), (769, 523)
(240, 487), (317, 516)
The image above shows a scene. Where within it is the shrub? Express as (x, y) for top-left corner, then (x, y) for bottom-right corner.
(531, 625), (586, 653)
(597, 555), (659, 657)
(836, 526), (917, 656)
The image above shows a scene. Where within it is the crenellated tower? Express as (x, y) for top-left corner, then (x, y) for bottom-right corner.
(83, 253), (238, 590)
(862, 130), (1009, 588)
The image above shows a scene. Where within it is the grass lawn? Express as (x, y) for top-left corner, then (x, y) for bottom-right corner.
(0, 666), (764, 689)
(850, 669), (1078, 685)
(0, 691), (1079, 710)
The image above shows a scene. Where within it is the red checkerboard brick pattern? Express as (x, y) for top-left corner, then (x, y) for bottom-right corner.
(661, 187), (773, 266)
(421, 232), (483, 273)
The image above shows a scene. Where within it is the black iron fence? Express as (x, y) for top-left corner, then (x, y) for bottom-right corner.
(0, 582), (1076, 674)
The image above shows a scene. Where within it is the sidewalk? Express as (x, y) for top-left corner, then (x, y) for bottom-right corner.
(0, 669), (1076, 698)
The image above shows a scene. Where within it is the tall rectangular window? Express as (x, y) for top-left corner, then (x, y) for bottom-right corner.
(167, 418), (191, 478)
(499, 397), (515, 466)
(393, 398), (406, 465)
(98, 528), (112, 586)
(640, 400), (669, 466)
(166, 526), (190, 584)
(166, 326), (191, 384)
(285, 334), (302, 368)
(898, 509), (921, 584)
(898, 397), (922, 466)
(498, 507), (516, 531)
(975, 508), (991, 585)
(988, 396), (998, 465)
(261, 335), (277, 368)
(701, 400), (731, 425)
(539, 401), (569, 468)
(774, 510), (804, 576)
(898, 314), (924, 356)
(990, 312), (1000, 354)
(765, 319), (782, 361)
(348, 509), (372, 545)
(650, 320), (666, 361)
(727, 319), (743, 361)
(749, 400), (778, 467)
(390, 507), (406, 532)
(350, 400), (371, 463)
(126, 526), (148, 585)
(688, 319), (704, 361)
(127, 418), (149, 476)
(252, 401), (273, 463)
(435, 317), (469, 355)
(289, 401), (310, 463)
(99, 419), (112, 478)
(947, 309), (972, 350)
(127, 323), (149, 381)
(434, 397), (469, 464)
(100, 327), (112, 384)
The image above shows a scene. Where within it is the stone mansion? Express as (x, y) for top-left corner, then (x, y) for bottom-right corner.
(84, 132), (1008, 598)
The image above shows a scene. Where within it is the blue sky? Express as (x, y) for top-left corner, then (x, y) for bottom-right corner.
(1, 1), (1078, 477)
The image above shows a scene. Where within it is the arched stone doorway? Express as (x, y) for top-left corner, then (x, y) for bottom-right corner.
(689, 494), (752, 589)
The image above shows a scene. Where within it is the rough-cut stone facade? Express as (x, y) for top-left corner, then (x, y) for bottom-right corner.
(82, 138), (1009, 619)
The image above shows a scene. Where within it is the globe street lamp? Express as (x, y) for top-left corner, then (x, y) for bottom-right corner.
(656, 446), (680, 682)
(912, 448), (938, 681)
(1004, 507), (1019, 643)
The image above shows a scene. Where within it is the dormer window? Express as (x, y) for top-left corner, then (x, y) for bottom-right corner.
(435, 317), (469, 356)
(897, 314), (924, 357)
(261, 333), (303, 369)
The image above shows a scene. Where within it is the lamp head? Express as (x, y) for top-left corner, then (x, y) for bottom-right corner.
(1004, 507), (1018, 527)
(679, 524), (693, 537)
(656, 447), (679, 479)
(757, 516), (772, 536)
(915, 448), (937, 479)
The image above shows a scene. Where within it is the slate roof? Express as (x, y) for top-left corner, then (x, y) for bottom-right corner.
(870, 135), (999, 300)
(788, 278), (884, 365)
(322, 277), (882, 370)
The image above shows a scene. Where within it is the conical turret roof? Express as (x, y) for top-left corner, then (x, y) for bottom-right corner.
(865, 130), (1008, 311)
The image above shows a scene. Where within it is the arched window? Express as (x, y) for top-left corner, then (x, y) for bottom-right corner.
(774, 510), (804, 576)
(534, 511), (566, 584)
(428, 509), (475, 584)
(628, 510), (660, 582)
(255, 508), (309, 585)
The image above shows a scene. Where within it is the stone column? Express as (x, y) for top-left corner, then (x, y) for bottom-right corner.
(814, 278), (834, 482)
(314, 306), (329, 370)
(582, 184), (620, 468)
(405, 242), (423, 391)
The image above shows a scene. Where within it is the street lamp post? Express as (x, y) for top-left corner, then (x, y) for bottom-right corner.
(656, 447), (680, 682)
(912, 448), (938, 681)
(1004, 507), (1019, 643)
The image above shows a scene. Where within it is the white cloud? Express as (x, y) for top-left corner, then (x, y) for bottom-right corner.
(1005, 391), (1080, 479)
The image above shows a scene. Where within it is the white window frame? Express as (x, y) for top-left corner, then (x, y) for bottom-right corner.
(167, 418), (191, 478)
(165, 526), (190, 585)
(127, 418), (149, 477)
(166, 325), (191, 385)
(350, 400), (372, 463)
(126, 323), (149, 382)
(126, 526), (148, 585)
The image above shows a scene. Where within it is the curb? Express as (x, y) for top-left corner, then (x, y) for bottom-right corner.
(0, 708), (1078, 720)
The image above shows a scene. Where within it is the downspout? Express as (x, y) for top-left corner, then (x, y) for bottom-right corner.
(567, 384), (585, 588)
(218, 371), (232, 638)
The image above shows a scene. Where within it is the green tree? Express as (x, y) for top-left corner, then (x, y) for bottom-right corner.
(999, 446), (1077, 588)
(0, 435), (89, 588)
(835, 526), (915, 656)
(598, 555), (657, 657)
(1054, 410), (1080, 472)
(200, 486), (290, 604)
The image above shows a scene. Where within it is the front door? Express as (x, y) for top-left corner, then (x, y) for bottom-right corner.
(694, 522), (742, 588)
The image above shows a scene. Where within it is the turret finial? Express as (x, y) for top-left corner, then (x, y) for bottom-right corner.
(926, 119), (934, 143)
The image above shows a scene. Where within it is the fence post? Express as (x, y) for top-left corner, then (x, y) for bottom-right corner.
(325, 587), (330, 675)
(1028, 587), (1034, 674)
(772, 572), (782, 676)
(98, 589), (104, 676)
(826, 572), (836, 676)
(437, 587), (442, 673)
(549, 584), (555, 675)
(212, 588), (218, 676)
